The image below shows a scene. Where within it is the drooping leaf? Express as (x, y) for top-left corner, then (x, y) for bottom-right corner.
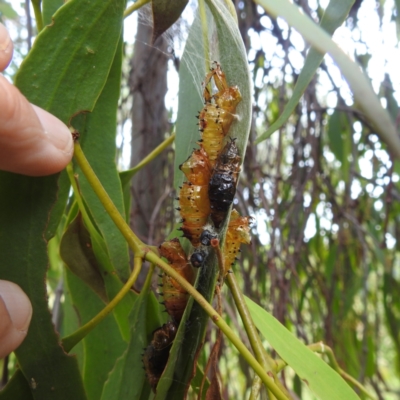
(245, 297), (360, 400)
(256, 0), (355, 143)
(152, 0), (189, 43)
(254, 0), (400, 160)
(60, 213), (108, 302)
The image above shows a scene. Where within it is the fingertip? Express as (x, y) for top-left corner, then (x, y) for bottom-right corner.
(0, 23), (13, 71)
(0, 280), (32, 358)
(31, 104), (74, 157)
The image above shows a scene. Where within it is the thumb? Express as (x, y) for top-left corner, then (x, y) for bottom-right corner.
(0, 75), (73, 176)
(0, 280), (32, 358)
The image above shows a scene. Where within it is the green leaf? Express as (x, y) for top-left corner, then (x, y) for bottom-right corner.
(0, 0), (126, 398)
(0, 173), (86, 400)
(152, 0), (189, 43)
(0, 370), (33, 400)
(42, 0), (64, 26)
(65, 269), (127, 400)
(257, 0), (355, 143)
(254, 0), (400, 160)
(72, 38), (130, 281)
(100, 283), (161, 399)
(14, 0), (125, 124)
(245, 297), (360, 400)
(60, 213), (108, 302)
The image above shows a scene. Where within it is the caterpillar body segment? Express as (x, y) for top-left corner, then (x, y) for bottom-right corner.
(178, 148), (212, 246)
(199, 63), (242, 166)
(223, 209), (252, 275)
(208, 139), (241, 228)
(142, 321), (177, 392)
(159, 239), (195, 323)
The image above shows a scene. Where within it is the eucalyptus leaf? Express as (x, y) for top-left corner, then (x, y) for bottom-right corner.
(245, 297), (360, 400)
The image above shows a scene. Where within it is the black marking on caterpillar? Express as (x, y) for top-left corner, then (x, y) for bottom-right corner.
(199, 63), (242, 166)
(142, 321), (177, 392)
(178, 148), (212, 246)
(208, 139), (241, 228)
(159, 239), (195, 323)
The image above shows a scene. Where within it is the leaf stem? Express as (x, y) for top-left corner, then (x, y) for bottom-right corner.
(62, 256), (142, 352)
(73, 142), (142, 254)
(226, 272), (290, 398)
(66, 162), (98, 234)
(124, 0), (150, 19)
(73, 143), (289, 399)
(126, 133), (175, 177)
(31, 0), (44, 33)
(145, 251), (290, 400)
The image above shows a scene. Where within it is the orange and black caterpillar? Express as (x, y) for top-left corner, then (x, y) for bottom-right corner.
(159, 239), (196, 322)
(197, 63), (242, 166)
(177, 148), (212, 247)
(142, 321), (177, 392)
(223, 209), (252, 275)
(209, 139), (241, 228)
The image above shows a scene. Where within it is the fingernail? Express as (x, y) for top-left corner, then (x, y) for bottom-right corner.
(0, 281), (32, 332)
(31, 104), (74, 155)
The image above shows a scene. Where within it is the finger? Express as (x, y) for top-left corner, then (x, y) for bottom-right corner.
(0, 75), (74, 176)
(0, 23), (13, 71)
(0, 280), (32, 358)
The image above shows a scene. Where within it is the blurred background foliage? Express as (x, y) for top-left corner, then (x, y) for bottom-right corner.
(1, 0), (400, 398)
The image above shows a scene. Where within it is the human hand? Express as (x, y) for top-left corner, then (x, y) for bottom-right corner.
(0, 22), (73, 357)
(0, 280), (32, 358)
(0, 22), (73, 176)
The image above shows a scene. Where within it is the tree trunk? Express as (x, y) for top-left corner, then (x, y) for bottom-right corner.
(129, 18), (170, 246)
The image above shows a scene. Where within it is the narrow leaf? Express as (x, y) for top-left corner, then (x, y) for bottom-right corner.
(257, 0), (355, 143)
(245, 297), (360, 400)
(254, 0), (400, 160)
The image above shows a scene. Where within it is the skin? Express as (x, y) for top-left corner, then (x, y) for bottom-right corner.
(0, 23), (73, 358)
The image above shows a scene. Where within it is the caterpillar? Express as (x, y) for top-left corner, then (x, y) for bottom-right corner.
(143, 321), (177, 392)
(223, 209), (252, 275)
(159, 238), (196, 322)
(208, 139), (241, 228)
(178, 148), (212, 247)
(198, 63), (242, 166)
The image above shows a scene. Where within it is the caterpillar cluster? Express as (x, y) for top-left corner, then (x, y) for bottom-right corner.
(143, 239), (195, 393)
(178, 63), (243, 246)
(144, 64), (250, 392)
(198, 63), (242, 166)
